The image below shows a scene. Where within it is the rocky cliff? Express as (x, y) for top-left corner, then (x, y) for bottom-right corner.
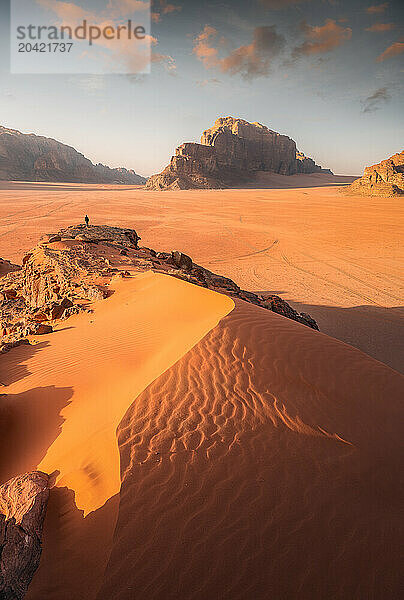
(146, 117), (332, 190)
(0, 224), (318, 353)
(0, 126), (146, 184)
(0, 472), (50, 600)
(346, 151), (404, 197)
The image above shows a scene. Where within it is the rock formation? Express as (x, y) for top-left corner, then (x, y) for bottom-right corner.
(0, 259), (19, 279)
(0, 126), (146, 184)
(347, 151), (404, 197)
(0, 224), (318, 353)
(146, 117), (332, 190)
(0, 472), (50, 600)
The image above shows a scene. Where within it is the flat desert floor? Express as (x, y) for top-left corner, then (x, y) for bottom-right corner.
(0, 173), (402, 371)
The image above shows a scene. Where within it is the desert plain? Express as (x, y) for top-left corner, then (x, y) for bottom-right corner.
(0, 173), (403, 599)
(0, 173), (402, 371)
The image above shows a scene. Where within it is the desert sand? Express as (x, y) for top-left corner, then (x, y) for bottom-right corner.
(0, 175), (403, 599)
(0, 173), (402, 370)
(1, 270), (402, 598)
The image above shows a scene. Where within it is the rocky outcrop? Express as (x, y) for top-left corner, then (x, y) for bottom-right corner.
(0, 126), (146, 184)
(0, 225), (318, 354)
(146, 117), (332, 190)
(0, 260), (19, 279)
(347, 151), (404, 197)
(0, 472), (50, 600)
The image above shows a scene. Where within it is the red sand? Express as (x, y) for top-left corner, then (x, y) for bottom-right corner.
(0, 176), (403, 599)
(17, 293), (403, 599)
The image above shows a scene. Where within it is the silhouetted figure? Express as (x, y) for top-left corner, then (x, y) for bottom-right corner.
(84, 215), (89, 227)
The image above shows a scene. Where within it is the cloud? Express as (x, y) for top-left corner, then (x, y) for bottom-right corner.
(293, 19), (352, 57)
(260, 0), (309, 8)
(365, 23), (395, 32)
(107, 0), (149, 16)
(152, 0), (181, 23)
(151, 51), (177, 72)
(193, 25), (285, 79)
(366, 3), (389, 14)
(35, 0), (158, 73)
(196, 78), (222, 87)
(361, 86), (391, 112)
(376, 37), (404, 61)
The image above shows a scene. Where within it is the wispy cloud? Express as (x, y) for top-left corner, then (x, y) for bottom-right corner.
(292, 19), (352, 58)
(196, 78), (222, 87)
(365, 22), (395, 32)
(260, 0), (308, 7)
(193, 25), (285, 79)
(366, 3), (389, 14)
(376, 37), (404, 62)
(36, 0), (170, 73)
(152, 0), (181, 23)
(361, 86), (391, 112)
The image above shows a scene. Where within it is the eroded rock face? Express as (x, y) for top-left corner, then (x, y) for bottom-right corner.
(146, 117), (331, 190)
(0, 126), (146, 184)
(347, 151), (404, 197)
(0, 472), (50, 600)
(0, 260), (19, 279)
(0, 225), (143, 351)
(0, 224), (318, 354)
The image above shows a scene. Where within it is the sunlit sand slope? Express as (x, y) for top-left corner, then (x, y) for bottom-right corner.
(1, 272), (234, 516)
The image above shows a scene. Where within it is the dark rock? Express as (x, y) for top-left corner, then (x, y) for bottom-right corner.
(60, 297), (73, 309)
(34, 324), (53, 335)
(0, 471), (50, 600)
(261, 295), (319, 330)
(3, 290), (17, 300)
(172, 251), (193, 271)
(47, 235), (61, 243)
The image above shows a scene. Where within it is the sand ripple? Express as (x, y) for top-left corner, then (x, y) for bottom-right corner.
(94, 300), (403, 599)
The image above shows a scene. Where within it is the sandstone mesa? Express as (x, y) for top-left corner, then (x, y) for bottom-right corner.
(146, 117), (332, 190)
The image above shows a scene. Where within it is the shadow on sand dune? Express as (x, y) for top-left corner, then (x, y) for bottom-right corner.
(286, 301), (404, 374)
(0, 340), (73, 483)
(26, 487), (119, 600)
(0, 341), (50, 386)
(0, 385), (73, 483)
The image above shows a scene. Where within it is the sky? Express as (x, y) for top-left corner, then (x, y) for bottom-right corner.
(0, 0), (403, 176)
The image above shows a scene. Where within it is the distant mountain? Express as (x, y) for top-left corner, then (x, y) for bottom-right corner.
(146, 117), (332, 190)
(0, 126), (146, 184)
(346, 151), (404, 197)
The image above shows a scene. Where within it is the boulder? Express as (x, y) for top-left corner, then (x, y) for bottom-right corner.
(0, 471), (50, 600)
(172, 251), (193, 271)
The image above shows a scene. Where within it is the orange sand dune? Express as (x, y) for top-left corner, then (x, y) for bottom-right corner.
(0, 178), (402, 370)
(1, 271), (402, 599)
(1, 272), (233, 515)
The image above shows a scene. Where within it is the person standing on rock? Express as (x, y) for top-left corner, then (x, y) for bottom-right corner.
(85, 215), (89, 227)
